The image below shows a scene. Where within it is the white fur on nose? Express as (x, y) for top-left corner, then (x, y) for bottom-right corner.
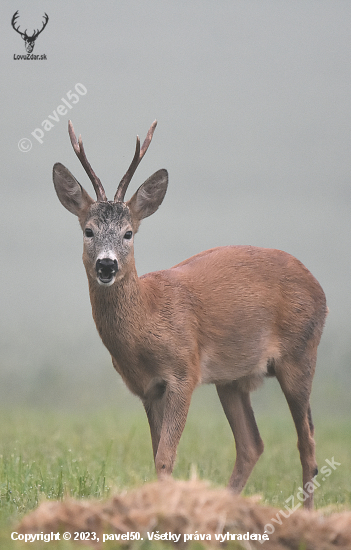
(97, 250), (118, 262)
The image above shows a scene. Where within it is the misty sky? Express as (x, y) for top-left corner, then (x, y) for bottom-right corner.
(1, 1), (350, 404)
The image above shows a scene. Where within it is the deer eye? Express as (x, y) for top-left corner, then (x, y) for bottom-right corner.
(124, 230), (133, 240)
(85, 228), (94, 237)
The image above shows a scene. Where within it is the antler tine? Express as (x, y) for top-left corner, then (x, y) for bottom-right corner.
(114, 120), (157, 202)
(36, 13), (49, 36)
(11, 11), (24, 36)
(68, 120), (107, 202)
(140, 119), (157, 159)
(114, 137), (141, 202)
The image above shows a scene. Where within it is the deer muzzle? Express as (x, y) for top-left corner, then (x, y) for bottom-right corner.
(96, 258), (118, 285)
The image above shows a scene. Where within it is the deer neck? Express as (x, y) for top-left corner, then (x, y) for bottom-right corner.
(87, 265), (146, 360)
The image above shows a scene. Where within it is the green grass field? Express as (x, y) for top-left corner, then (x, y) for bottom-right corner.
(0, 386), (350, 549)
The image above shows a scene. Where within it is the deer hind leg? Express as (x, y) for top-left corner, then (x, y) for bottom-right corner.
(216, 381), (264, 493)
(275, 355), (318, 510)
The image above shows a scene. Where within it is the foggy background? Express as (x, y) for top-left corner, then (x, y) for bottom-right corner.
(1, 1), (350, 416)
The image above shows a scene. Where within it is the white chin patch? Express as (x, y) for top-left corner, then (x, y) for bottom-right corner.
(97, 277), (115, 287)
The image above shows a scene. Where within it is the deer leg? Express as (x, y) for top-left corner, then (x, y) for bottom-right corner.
(216, 382), (264, 493)
(154, 381), (194, 478)
(275, 360), (317, 510)
(307, 403), (315, 436)
(143, 395), (166, 460)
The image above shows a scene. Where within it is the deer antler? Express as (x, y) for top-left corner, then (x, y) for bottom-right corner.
(68, 121), (107, 202)
(114, 120), (157, 202)
(32, 13), (49, 39)
(11, 11), (26, 37)
(11, 11), (49, 39)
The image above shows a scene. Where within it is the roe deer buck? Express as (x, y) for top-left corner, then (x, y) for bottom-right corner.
(53, 120), (327, 509)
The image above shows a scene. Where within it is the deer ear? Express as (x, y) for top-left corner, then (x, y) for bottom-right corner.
(126, 169), (168, 227)
(53, 162), (94, 217)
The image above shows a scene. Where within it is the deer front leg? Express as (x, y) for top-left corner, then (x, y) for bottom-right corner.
(143, 393), (166, 460)
(153, 381), (194, 478)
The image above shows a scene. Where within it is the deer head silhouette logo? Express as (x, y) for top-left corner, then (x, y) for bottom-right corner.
(11, 11), (49, 53)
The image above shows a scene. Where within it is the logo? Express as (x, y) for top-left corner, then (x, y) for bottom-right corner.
(11, 10), (48, 55)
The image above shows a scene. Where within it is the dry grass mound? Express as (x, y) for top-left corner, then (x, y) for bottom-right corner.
(18, 479), (351, 549)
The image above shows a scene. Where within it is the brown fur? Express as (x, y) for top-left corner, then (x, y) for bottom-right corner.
(53, 123), (328, 509)
(86, 245), (327, 507)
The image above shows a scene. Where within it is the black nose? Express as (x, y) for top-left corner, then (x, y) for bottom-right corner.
(96, 258), (118, 283)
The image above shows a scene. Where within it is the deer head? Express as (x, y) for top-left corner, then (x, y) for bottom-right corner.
(53, 121), (168, 286)
(11, 11), (49, 53)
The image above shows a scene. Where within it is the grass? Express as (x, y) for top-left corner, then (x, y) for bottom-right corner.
(0, 388), (350, 548)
